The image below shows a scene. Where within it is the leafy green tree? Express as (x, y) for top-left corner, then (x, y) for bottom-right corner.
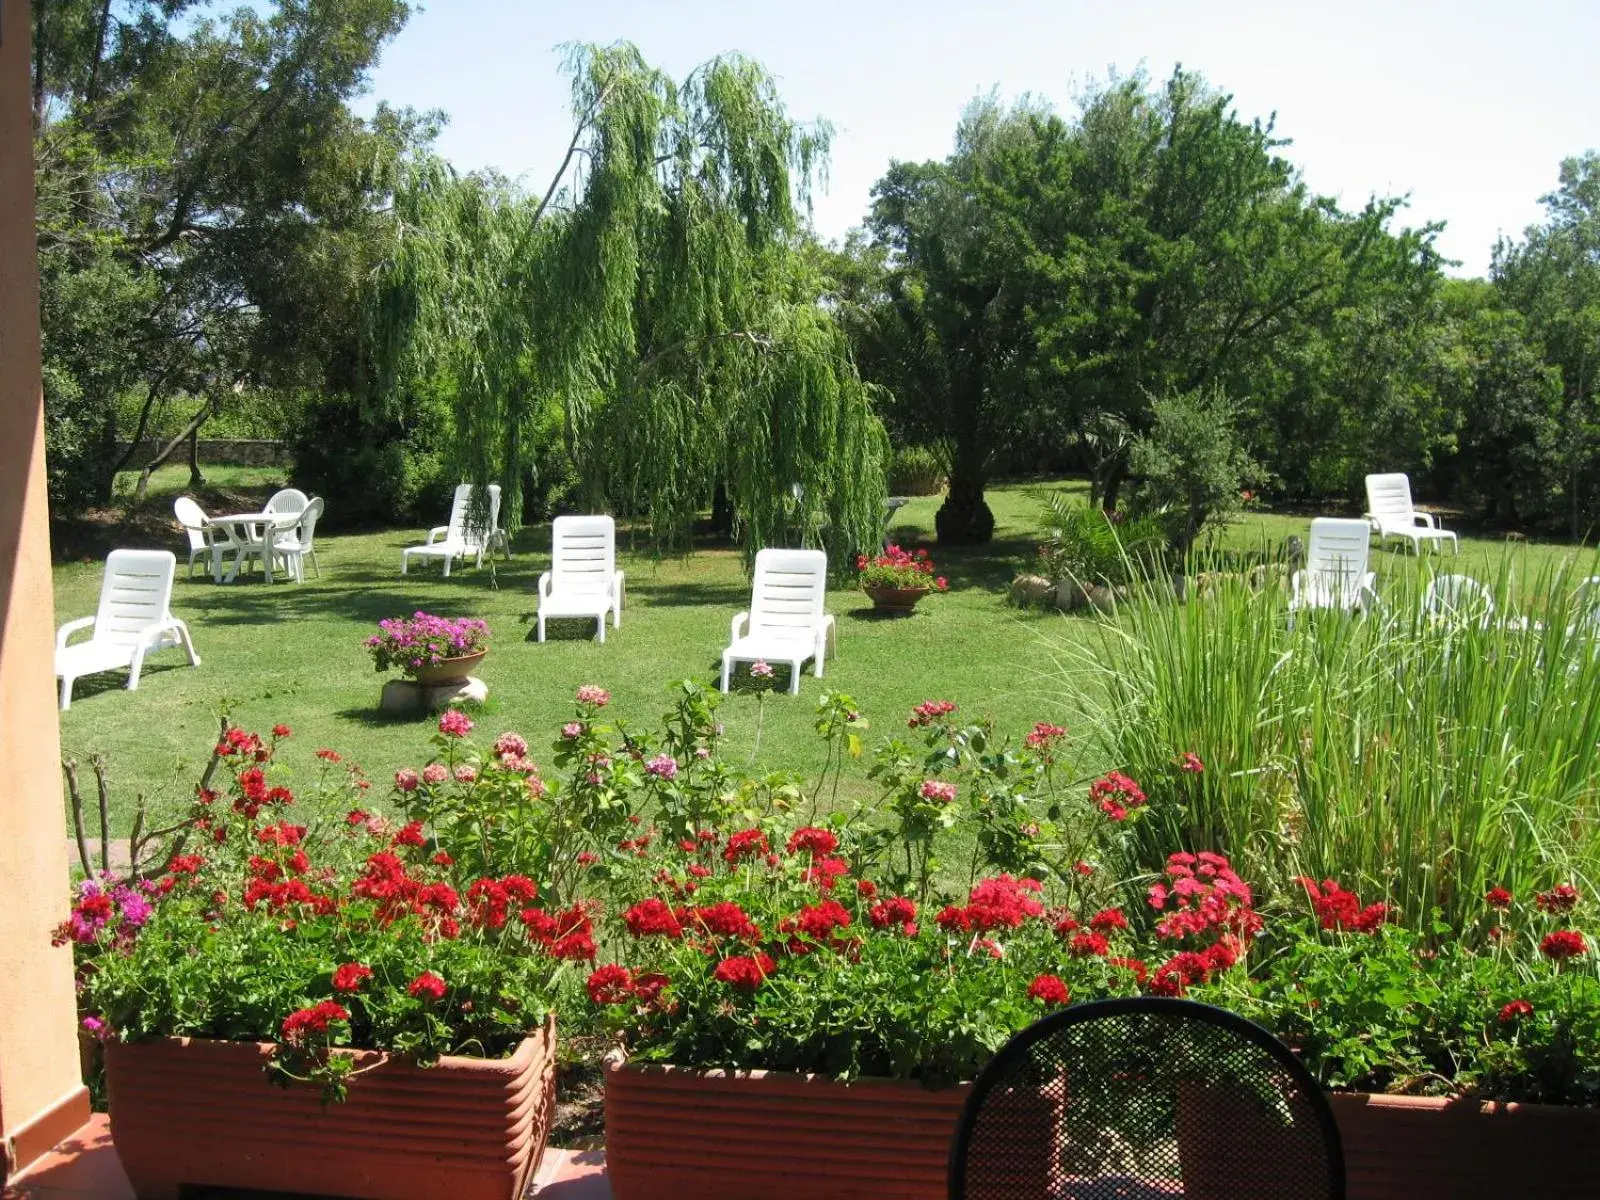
(1127, 385), (1258, 553)
(368, 44), (888, 561)
(1493, 153), (1600, 537)
(854, 69), (1445, 542)
(33, 0), (425, 507)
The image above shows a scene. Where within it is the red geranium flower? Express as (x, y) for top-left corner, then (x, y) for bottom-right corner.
(723, 828), (770, 864)
(786, 826), (839, 857)
(624, 898), (684, 939)
(1070, 931), (1111, 958)
(714, 953), (776, 992)
(1541, 930), (1587, 961)
(869, 897), (919, 936)
(1484, 887), (1513, 910)
(803, 856), (851, 892)
(586, 965), (634, 1006)
(281, 1000), (348, 1045)
(1499, 999), (1534, 1024)
(1088, 907), (1129, 933)
(408, 971), (447, 1002)
(332, 963), (373, 993)
(1535, 884), (1579, 914)
(1027, 974), (1070, 1006)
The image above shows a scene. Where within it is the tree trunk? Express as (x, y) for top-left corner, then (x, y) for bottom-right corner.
(934, 353), (995, 545)
(132, 402), (211, 504)
(187, 428), (205, 487)
(1102, 462), (1128, 514)
(935, 446), (994, 545)
(709, 479), (734, 538)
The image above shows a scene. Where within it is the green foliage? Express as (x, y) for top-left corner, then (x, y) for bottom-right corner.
(1127, 385), (1258, 553)
(1059, 555), (1600, 937)
(850, 68), (1447, 540)
(1036, 493), (1169, 588)
(368, 45), (888, 564)
(1490, 152), (1600, 537)
(290, 386), (450, 527)
(886, 444), (947, 496)
(33, 0), (427, 509)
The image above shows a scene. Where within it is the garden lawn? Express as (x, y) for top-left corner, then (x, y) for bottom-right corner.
(52, 475), (1080, 829)
(53, 469), (1595, 830)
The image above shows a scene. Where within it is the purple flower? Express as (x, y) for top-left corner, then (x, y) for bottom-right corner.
(644, 753), (679, 781)
(112, 885), (153, 929)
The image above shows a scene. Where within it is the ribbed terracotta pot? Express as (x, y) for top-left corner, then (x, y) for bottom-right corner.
(106, 1015), (555, 1200)
(1330, 1092), (1600, 1199)
(862, 584), (929, 615)
(412, 649), (487, 686)
(603, 1056), (969, 1199)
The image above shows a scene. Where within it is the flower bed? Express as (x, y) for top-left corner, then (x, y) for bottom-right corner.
(63, 684), (1600, 1195)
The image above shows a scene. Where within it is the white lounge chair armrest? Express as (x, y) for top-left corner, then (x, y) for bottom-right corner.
(1412, 512), (1438, 529)
(730, 611), (750, 641)
(538, 571), (552, 600)
(614, 569), (626, 601)
(56, 616), (95, 651)
(1289, 569), (1308, 602)
(425, 525), (450, 545)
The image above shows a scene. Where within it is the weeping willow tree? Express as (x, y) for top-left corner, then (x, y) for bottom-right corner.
(366, 42), (889, 561)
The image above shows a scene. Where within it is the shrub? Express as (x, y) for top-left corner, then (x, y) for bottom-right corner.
(1128, 385), (1258, 553)
(887, 444), (947, 496)
(291, 388), (451, 528)
(1035, 492), (1169, 589)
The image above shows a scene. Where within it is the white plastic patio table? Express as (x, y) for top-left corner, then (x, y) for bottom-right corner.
(207, 512), (298, 584)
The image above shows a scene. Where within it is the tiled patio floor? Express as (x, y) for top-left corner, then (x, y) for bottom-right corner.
(2, 1116), (612, 1199)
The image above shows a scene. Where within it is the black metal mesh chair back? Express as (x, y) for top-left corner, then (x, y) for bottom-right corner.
(949, 998), (1344, 1200)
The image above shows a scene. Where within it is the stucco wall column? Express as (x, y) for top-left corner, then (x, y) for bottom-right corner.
(0, 0), (92, 1181)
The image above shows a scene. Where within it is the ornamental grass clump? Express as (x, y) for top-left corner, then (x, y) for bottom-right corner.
(366, 611), (490, 677)
(1059, 549), (1600, 938)
(64, 717), (563, 1099)
(856, 544), (948, 592)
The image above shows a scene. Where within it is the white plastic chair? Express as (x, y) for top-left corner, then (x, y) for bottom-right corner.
(1289, 518), (1377, 624)
(173, 496), (226, 580)
(1423, 574), (1495, 627)
(265, 488), (309, 516)
(268, 496), (323, 582)
(1364, 473), (1457, 555)
(400, 484), (501, 577)
(56, 550), (200, 711)
(721, 548), (836, 695)
(1573, 577), (1600, 638)
(538, 515), (624, 642)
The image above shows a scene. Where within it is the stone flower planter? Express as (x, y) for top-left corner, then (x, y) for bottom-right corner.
(862, 584), (930, 615)
(412, 649), (488, 687)
(106, 1015), (555, 1200)
(603, 1057), (1600, 1200)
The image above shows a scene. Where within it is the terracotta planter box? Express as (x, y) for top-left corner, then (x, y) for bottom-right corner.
(106, 1016), (555, 1200)
(603, 1057), (969, 1199)
(604, 1059), (1600, 1200)
(1331, 1092), (1600, 1199)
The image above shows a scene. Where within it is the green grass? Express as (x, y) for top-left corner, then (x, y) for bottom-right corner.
(54, 479), (1081, 827)
(54, 473), (1595, 835)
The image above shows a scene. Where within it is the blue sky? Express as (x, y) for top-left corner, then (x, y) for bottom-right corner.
(364, 0), (1599, 276)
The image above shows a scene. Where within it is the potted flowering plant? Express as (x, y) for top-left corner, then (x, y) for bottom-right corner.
(366, 611), (490, 685)
(856, 543), (949, 613)
(65, 716), (569, 1200)
(566, 697), (1600, 1200)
